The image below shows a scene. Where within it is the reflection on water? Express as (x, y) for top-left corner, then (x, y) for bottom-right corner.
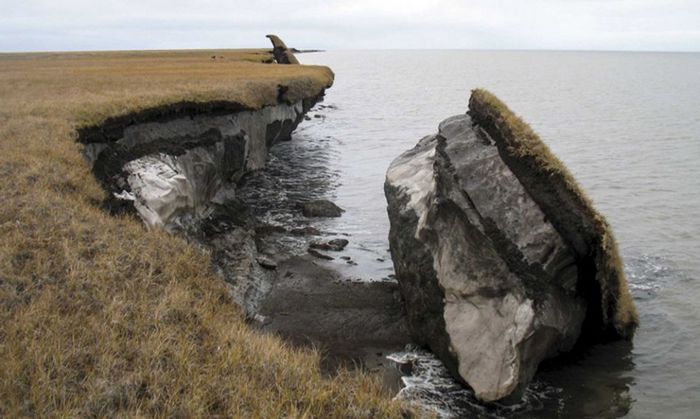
(238, 107), (396, 280)
(534, 340), (634, 419)
(245, 50), (700, 417)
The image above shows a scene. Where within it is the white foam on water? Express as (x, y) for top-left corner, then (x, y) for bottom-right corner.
(387, 345), (565, 418)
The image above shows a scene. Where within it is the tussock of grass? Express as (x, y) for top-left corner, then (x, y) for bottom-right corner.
(0, 50), (403, 417)
(470, 89), (582, 189)
(469, 88), (638, 339)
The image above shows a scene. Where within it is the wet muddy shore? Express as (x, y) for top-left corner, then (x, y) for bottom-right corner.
(186, 139), (413, 385)
(81, 90), (414, 391)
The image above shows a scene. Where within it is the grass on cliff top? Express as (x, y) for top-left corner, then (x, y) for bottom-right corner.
(470, 89), (580, 183)
(469, 88), (638, 335)
(0, 50), (405, 417)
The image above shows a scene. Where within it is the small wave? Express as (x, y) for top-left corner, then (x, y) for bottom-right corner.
(387, 345), (564, 418)
(624, 254), (677, 300)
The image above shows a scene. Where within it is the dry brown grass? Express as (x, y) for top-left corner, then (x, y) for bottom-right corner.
(0, 50), (404, 417)
(469, 88), (638, 339)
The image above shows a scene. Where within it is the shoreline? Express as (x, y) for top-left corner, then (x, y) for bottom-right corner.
(0, 48), (407, 417)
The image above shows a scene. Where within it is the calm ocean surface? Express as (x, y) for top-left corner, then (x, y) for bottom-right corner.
(275, 50), (700, 417)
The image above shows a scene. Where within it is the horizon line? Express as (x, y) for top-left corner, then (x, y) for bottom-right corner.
(1, 47), (699, 55)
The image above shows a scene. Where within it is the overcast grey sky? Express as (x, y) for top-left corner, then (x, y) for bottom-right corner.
(1, 0), (699, 52)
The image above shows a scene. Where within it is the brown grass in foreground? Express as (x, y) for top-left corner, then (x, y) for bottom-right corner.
(0, 50), (405, 417)
(469, 89), (638, 338)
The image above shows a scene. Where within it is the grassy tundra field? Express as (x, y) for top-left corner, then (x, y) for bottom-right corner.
(0, 50), (404, 417)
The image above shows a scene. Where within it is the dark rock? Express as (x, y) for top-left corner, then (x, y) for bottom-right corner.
(391, 357), (416, 376)
(301, 199), (344, 218)
(255, 224), (287, 236)
(256, 256), (278, 270)
(384, 90), (637, 402)
(290, 226), (321, 236)
(310, 238), (349, 252)
(308, 248), (334, 260)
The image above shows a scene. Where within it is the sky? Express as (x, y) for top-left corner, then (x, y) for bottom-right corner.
(1, 0), (699, 52)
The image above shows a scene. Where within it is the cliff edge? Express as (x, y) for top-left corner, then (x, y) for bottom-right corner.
(0, 47), (405, 418)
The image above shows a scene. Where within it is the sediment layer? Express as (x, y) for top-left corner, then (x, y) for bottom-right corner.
(81, 94), (323, 229)
(385, 89), (638, 402)
(468, 89), (638, 340)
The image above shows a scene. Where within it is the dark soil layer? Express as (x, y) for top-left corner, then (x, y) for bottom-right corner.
(254, 255), (410, 387)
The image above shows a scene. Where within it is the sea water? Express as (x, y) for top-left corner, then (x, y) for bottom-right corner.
(255, 50), (700, 418)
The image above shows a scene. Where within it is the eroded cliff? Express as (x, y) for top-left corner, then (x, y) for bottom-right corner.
(385, 89), (638, 402)
(80, 93), (323, 230)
